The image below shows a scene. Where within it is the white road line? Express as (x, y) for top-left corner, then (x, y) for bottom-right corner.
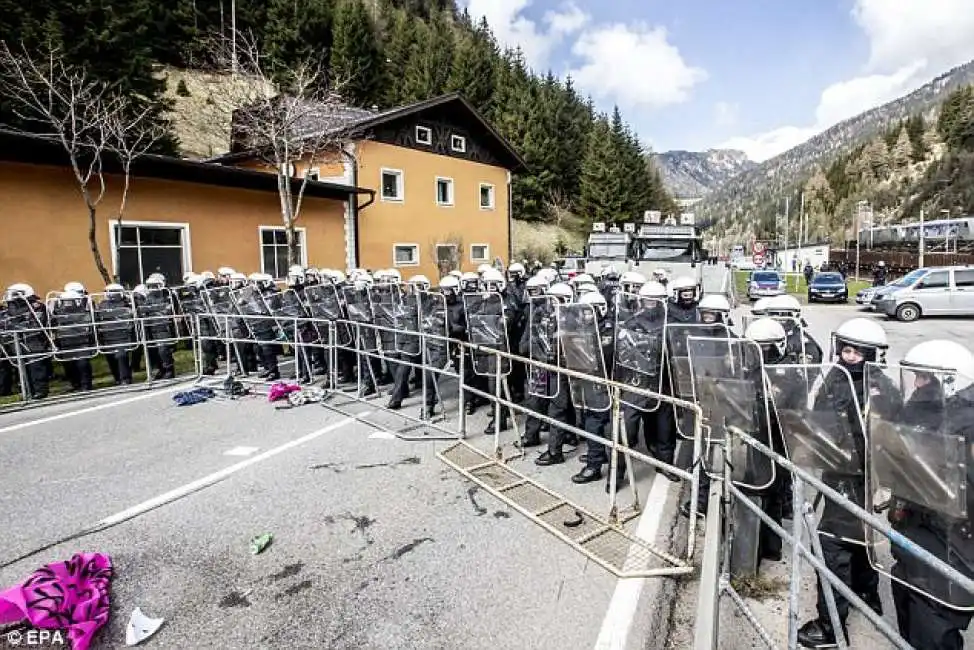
(594, 472), (673, 650)
(224, 446), (259, 456)
(0, 382), (197, 434)
(98, 415), (366, 527)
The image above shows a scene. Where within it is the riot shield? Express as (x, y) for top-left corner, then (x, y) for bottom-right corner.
(0, 299), (53, 360)
(342, 285), (378, 351)
(173, 285), (208, 337)
(557, 302), (611, 412)
(688, 336), (774, 491)
(135, 289), (177, 346)
(666, 323), (732, 401)
(263, 288), (308, 342)
(370, 283), (401, 355)
(741, 314), (823, 364)
(462, 292), (511, 376)
(867, 363), (974, 610)
(394, 291), (421, 357)
(613, 292), (666, 411)
(201, 285), (240, 340)
(527, 295), (560, 398)
(419, 291), (449, 370)
(50, 295), (97, 361)
(91, 293), (138, 353)
(303, 283), (351, 348)
(767, 364), (866, 474)
(232, 286), (277, 342)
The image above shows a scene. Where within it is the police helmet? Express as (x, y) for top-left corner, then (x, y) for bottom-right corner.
(902, 340), (974, 397)
(408, 274), (431, 291)
(217, 267), (235, 277)
(766, 294), (801, 317)
(698, 294), (731, 313)
(64, 281), (86, 294)
(507, 262), (526, 279)
(745, 317), (787, 360)
(575, 283), (599, 296)
(579, 290), (607, 318)
(439, 275), (460, 295)
(638, 281), (669, 300)
(547, 282), (574, 303)
(477, 263), (493, 276)
(619, 271), (647, 293)
(145, 273), (166, 289)
(105, 283), (125, 294)
(832, 317), (888, 364)
(200, 271), (216, 281)
(482, 268), (506, 292)
(448, 270), (463, 279)
(751, 297), (773, 315)
(602, 264), (620, 281)
(570, 273), (595, 286)
(459, 272), (480, 292)
(58, 289), (84, 301)
(4, 283), (35, 301)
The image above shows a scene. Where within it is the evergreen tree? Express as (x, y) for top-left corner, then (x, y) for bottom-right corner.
(400, 11), (454, 103)
(329, 0), (384, 107)
(379, 7), (416, 106)
(892, 126), (912, 168)
(905, 114), (928, 162)
(580, 114), (623, 223)
(446, 15), (496, 112)
(264, 0), (335, 74)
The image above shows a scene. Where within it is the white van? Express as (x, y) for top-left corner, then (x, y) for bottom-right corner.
(875, 266), (974, 321)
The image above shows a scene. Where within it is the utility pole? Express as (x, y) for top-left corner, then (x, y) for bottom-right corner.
(784, 196), (790, 275)
(797, 192), (804, 290)
(231, 0), (237, 74)
(855, 201), (862, 282)
(919, 208), (925, 268)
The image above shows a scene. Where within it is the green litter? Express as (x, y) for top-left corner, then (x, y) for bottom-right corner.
(249, 533), (273, 555)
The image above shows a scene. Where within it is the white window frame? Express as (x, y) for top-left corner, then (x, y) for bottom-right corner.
(435, 176), (454, 207)
(392, 243), (420, 267)
(416, 125), (432, 145)
(451, 135), (466, 153)
(380, 168), (404, 202)
(479, 183), (495, 210)
(107, 219), (193, 282)
(258, 225), (309, 279)
(470, 243), (490, 263)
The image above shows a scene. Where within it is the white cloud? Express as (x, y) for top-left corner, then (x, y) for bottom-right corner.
(714, 101), (739, 127)
(721, 0), (974, 162)
(568, 23), (707, 110)
(462, 0), (587, 71)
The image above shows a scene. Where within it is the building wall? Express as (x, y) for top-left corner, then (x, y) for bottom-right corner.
(354, 140), (510, 280)
(0, 161), (347, 295)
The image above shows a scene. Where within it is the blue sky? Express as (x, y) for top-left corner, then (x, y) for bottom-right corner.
(461, 0), (974, 161)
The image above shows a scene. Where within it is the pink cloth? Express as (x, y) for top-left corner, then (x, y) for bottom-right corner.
(268, 382), (301, 402)
(0, 553), (113, 650)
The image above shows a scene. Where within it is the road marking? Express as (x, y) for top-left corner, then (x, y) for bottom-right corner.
(97, 415), (365, 527)
(224, 446), (259, 456)
(594, 472), (672, 650)
(369, 430), (396, 440)
(0, 381), (198, 434)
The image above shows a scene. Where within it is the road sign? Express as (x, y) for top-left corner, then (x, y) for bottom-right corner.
(753, 241), (766, 255)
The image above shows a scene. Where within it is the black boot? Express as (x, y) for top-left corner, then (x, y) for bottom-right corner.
(535, 451), (564, 466)
(572, 466), (601, 484)
(797, 619), (841, 649)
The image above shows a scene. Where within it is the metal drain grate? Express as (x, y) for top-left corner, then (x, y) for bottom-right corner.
(437, 440), (694, 579)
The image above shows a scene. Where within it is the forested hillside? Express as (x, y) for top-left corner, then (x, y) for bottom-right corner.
(0, 0), (675, 228)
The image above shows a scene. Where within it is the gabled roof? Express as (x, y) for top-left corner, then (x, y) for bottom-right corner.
(210, 92), (527, 172)
(0, 129), (372, 202)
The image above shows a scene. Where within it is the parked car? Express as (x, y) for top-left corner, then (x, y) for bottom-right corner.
(807, 272), (848, 303)
(855, 286), (876, 306)
(746, 270), (786, 301)
(874, 265), (974, 322)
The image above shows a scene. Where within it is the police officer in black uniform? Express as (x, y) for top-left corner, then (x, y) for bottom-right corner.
(2, 283), (50, 399)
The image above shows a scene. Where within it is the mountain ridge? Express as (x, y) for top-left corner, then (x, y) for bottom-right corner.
(652, 148), (756, 199)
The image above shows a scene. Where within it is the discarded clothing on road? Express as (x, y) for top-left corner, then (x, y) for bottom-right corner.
(172, 387), (216, 406)
(267, 381), (301, 402)
(0, 552), (113, 650)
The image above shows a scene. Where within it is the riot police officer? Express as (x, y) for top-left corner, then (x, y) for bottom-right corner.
(2, 283), (50, 399)
(798, 317), (899, 648)
(388, 275), (429, 409)
(459, 272), (488, 414)
(765, 294), (823, 363)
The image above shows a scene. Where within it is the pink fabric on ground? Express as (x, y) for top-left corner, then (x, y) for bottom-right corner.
(0, 553), (113, 650)
(268, 382), (301, 402)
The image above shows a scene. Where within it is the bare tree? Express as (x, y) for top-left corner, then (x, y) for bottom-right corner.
(0, 41), (166, 285)
(429, 233), (465, 276)
(201, 31), (359, 268)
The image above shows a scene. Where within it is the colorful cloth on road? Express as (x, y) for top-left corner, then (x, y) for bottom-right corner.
(268, 382), (301, 402)
(173, 387), (216, 406)
(0, 553), (114, 650)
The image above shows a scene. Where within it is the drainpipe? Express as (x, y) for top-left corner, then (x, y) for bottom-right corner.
(507, 170), (513, 262)
(340, 143), (374, 270)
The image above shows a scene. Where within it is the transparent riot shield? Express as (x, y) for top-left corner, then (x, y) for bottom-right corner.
(462, 292), (511, 377)
(867, 362), (974, 610)
(136, 288), (177, 347)
(666, 323), (732, 401)
(370, 283), (401, 355)
(173, 285), (208, 337)
(232, 286), (277, 342)
(741, 314), (823, 364)
(766, 363), (866, 475)
(50, 295), (97, 361)
(557, 302), (611, 412)
(303, 284), (351, 348)
(343, 285), (378, 352)
(688, 336), (774, 491)
(202, 285), (239, 341)
(527, 295), (560, 398)
(419, 291), (449, 370)
(614, 292), (666, 411)
(263, 288), (307, 343)
(394, 290), (421, 358)
(91, 292), (138, 353)
(0, 298), (53, 362)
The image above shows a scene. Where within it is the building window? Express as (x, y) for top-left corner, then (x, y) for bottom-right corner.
(479, 183), (495, 210)
(393, 243), (419, 267)
(381, 168), (404, 201)
(307, 167), (320, 181)
(416, 126), (432, 145)
(470, 244), (490, 263)
(451, 135), (466, 152)
(436, 177), (454, 206)
(260, 226), (307, 280)
(111, 222), (190, 289)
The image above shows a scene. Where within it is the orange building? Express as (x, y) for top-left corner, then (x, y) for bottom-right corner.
(213, 93), (525, 281)
(0, 93), (524, 295)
